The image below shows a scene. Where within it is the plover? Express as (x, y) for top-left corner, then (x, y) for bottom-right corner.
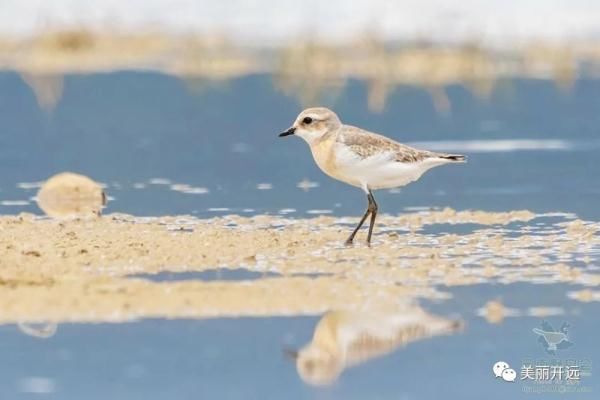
(279, 107), (465, 245)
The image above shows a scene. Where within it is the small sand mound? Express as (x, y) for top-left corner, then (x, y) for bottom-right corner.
(36, 172), (106, 218)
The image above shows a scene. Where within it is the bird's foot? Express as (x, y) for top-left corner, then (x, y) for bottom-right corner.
(344, 239), (354, 247)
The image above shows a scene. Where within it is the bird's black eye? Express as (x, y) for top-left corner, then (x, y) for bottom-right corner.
(303, 117), (313, 124)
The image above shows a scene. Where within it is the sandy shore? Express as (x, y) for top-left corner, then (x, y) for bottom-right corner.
(0, 209), (598, 324)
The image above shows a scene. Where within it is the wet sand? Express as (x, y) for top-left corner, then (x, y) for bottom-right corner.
(0, 209), (598, 324)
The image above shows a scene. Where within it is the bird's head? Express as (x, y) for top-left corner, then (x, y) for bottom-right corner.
(296, 347), (342, 386)
(283, 345), (342, 386)
(279, 107), (342, 145)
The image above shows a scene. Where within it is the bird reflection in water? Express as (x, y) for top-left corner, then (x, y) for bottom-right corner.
(286, 307), (463, 386)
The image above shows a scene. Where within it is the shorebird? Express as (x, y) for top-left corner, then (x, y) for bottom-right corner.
(279, 107), (465, 245)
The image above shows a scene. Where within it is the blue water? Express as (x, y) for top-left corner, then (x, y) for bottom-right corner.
(129, 269), (279, 282)
(0, 283), (598, 399)
(0, 73), (599, 219)
(0, 71), (599, 399)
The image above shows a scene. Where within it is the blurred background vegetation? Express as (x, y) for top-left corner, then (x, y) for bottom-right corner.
(2, 1), (600, 113)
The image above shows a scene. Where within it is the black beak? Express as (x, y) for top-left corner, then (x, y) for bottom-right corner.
(279, 127), (296, 137)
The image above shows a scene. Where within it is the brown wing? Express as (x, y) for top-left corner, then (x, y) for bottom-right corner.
(338, 125), (465, 163)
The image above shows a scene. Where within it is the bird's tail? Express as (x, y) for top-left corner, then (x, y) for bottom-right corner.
(440, 154), (466, 162)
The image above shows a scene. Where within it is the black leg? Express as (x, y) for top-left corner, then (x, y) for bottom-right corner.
(345, 190), (379, 246)
(366, 190), (378, 246)
(345, 195), (372, 245)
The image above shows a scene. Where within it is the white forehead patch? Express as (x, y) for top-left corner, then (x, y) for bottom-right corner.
(298, 113), (322, 122)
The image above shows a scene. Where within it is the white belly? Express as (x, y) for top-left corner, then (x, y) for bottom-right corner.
(334, 146), (451, 191)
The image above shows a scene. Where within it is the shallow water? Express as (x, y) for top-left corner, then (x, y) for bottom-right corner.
(1, 73), (599, 219)
(129, 269), (279, 282)
(0, 72), (599, 398)
(1, 284), (598, 399)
